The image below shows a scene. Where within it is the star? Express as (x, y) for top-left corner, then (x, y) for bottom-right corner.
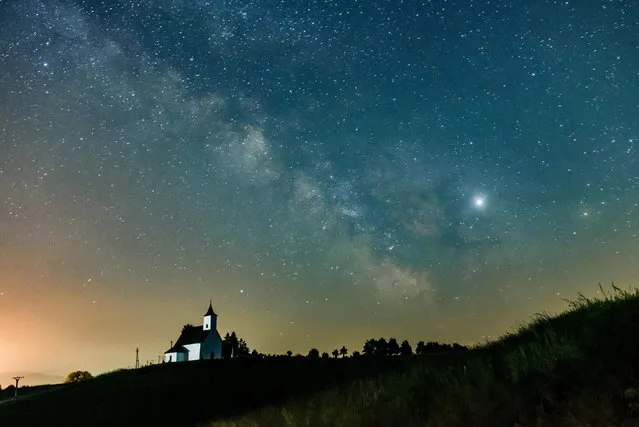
(473, 195), (486, 209)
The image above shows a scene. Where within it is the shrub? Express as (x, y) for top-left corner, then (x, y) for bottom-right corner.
(65, 370), (93, 383)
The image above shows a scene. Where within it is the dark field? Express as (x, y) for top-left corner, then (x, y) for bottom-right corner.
(0, 355), (411, 427)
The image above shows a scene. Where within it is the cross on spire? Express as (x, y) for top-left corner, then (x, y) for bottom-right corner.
(205, 301), (217, 316)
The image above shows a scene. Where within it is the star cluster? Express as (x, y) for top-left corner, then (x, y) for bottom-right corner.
(0, 0), (638, 381)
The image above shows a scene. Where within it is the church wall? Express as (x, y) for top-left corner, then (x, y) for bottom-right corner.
(201, 331), (223, 359)
(164, 352), (186, 363)
(183, 343), (201, 361)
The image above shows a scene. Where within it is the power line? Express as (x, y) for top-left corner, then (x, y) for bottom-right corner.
(12, 376), (24, 398)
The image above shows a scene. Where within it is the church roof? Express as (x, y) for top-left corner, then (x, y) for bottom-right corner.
(204, 301), (217, 317)
(175, 325), (212, 346)
(164, 343), (187, 354)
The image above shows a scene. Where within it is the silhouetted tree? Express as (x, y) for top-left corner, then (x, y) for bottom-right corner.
(308, 348), (320, 359)
(222, 333), (232, 359)
(388, 338), (400, 356)
(339, 346), (348, 358)
(229, 332), (239, 357)
(181, 324), (196, 333)
(415, 341), (426, 355)
(237, 338), (250, 357)
(65, 371), (93, 383)
(286, 350), (293, 357)
(321, 352), (330, 360)
(363, 339), (376, 357)
(332, 349), (339, 358)
(453, 343), (469, 352)
(377, 338), (389, 356)
(400, 340), (413, 356)
(352, 351), (361, 358)
(425, 341), (448, 353)
(363, 338), (394, 356)
(222, 331), (252, 358)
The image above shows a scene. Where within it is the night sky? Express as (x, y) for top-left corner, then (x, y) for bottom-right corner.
(1, 0), (638, 385)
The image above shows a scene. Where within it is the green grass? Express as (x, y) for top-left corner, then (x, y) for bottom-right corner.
(208, 285), (639, 427)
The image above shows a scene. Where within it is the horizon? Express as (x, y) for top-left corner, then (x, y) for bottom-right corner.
(1, 0), (637, 384)
(0, 291), (603, 387)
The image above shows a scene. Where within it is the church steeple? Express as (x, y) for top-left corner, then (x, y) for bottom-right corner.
(203, 300), (217, 331)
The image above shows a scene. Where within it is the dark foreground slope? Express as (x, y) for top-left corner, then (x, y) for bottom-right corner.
(0, 355), (408, 427)
(210, 287), (639, 427)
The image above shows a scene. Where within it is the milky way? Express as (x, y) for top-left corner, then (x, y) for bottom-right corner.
(1, 0), (638, 380)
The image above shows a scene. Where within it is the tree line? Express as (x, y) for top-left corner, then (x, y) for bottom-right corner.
(221, 331), (254, 359)
(305, 338), (468, 359)
(183, 323), (468, 361)
(217, 330), (468, 360)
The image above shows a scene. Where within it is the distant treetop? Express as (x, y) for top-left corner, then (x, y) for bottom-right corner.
(65, 371), (93, 383)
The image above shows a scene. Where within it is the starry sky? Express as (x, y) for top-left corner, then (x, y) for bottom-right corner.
(1, 0), (638, 385)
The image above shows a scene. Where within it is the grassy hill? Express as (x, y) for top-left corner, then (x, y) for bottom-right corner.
(3, 285), (639, 427)
(209, 286), (639, 427)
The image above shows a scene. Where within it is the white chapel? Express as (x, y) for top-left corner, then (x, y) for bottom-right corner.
(164, 302), (223, 362)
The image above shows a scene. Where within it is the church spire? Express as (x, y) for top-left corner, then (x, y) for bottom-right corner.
(205, 300), (217, 317)
(203, 300), (217, 331)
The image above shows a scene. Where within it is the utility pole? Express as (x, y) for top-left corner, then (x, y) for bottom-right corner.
(135, 347), (140, 369)
(12, 376), (23, 398)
